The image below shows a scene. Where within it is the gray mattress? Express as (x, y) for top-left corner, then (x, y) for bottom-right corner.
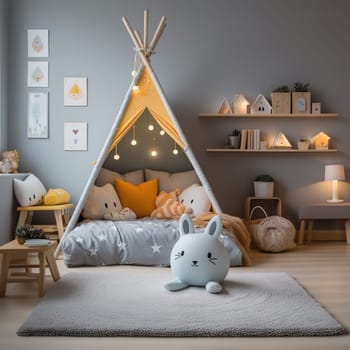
(61, 218), (243, 267)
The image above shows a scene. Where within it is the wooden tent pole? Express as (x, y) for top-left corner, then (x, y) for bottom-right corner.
(122, 17), (142, 51)
(134, 30), (144, 50)
(149, 16), (166, 52)
(144, 10), (149, 50)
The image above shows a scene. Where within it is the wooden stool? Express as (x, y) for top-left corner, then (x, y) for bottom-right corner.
(244, 196), (282, 221)
(0, 240), (60, 297)
(17, 203), (73, 240)
(298, 202), (350, 244)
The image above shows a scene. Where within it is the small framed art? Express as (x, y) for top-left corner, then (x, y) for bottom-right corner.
(64, 77), (88, 106)
(28, 29), (49, 57)
(27, 92), (48, 138)
(27, 61), (49, 87)
(64, 122), (88, 151)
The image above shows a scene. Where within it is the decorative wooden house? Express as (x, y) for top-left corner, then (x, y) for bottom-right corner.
(271, 92), (291, 114)
(250, 94), (272, 114)
(312, 132), (330, 149)
(232, 94), (249, 115)
(271, 132), (292, 149)
(217, 98), (232, 114)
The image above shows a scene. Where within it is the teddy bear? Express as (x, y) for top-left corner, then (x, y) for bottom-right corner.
(0, 149), (19, 173)
(164, 214), (230, 294)
(151, 189), (192, 219)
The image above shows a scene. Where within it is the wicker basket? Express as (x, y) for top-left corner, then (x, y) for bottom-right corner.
(247, 205), (268, 242)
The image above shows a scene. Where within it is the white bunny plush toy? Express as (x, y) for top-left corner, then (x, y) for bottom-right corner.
(164, 214), (230, 294)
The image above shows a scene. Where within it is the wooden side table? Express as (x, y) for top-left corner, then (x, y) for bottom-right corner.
(17, 203), (73, 240)
(0, 240), (60, 297)
(244, 196), (282, 222)
(298, 202), (350, 244)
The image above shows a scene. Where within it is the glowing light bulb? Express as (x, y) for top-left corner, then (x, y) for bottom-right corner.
(130, 125), (137, 146)
(132, 85), (139, 92)
(114, 145), (120, 160)
(131, 70), (137, 77)
(151, 150), (157, 157)
(159, 129), (165, 136)
(172, 141), (179, 155)
(148, 124), (154, 131)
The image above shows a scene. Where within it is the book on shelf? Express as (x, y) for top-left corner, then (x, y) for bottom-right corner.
(240, 129), (261, 150)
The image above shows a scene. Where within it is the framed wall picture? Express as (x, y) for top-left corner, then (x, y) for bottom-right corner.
(64, 77), (88, 106)
(27, 61), (49, 87)
(27, 92), (49, 138)
(28, 29), (49, 57)
(64, 122), (88, 151)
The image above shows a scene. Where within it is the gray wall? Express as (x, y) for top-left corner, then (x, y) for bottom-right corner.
(0, 0), (7, 150)
(4, 0), (350, 227)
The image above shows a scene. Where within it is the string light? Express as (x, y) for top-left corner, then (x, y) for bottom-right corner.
(131, 125), (137, 146)
(147, 114), (155, 131)
(159, 129), (165, 135)
(113, 145), (120, 160)
(151, 137), (158, 157)
(172, 141), (179, 155)
(132, 85), (140, 92)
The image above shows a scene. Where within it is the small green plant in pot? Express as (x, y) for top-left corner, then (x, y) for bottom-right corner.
(228, 129), (241, 149)
(15, 224), (46, 244)
(254, 174), (274, 197)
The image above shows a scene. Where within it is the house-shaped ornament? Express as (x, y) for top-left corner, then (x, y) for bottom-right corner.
(217, 98), (232, 114)
(232, 94), (249, 115)
(312, 132), (330, 150)
(250, 94), (272, 114)
(272, 132), (292, 149)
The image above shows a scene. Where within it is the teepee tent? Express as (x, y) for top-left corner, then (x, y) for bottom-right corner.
(55, 11), (222, 257)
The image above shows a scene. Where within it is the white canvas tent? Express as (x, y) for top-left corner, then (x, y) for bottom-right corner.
(55, 11), (222, 257)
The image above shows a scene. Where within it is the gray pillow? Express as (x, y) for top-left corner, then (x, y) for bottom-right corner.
(144, 168), (200, 192)
(95, 168), (144, 186)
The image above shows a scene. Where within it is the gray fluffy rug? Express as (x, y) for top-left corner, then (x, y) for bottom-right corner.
(17, 270), (346, 337)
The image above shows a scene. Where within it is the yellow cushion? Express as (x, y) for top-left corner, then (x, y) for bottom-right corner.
(115, 178), (158, 218)
(44, 188), (71, 205)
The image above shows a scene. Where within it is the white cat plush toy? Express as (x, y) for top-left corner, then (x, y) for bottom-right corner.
(165, 214), (230, 294)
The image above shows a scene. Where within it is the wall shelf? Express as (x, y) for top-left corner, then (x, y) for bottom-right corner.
(199, 113), (338, 118)
(206, 148), (337, 153)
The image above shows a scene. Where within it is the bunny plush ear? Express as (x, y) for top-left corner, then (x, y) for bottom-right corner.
(204, 215), (222, 238)
(179, 213), (195, 236)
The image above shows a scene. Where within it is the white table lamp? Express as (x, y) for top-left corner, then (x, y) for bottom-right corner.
(324, 164), (345, 203)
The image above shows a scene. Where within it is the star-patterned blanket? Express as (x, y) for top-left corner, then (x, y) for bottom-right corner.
(61, 218), (243, 267)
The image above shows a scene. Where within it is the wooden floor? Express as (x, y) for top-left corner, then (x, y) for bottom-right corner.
(0, 241), (349, 350)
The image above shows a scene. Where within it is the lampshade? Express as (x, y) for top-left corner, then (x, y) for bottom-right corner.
(324, 164), (345, 181)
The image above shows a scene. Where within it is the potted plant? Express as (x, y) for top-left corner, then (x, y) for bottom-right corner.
(297, 138), (310, 151)
(15, 225), (45, 244)
(228, 129), (241, 149)
(271, 85), (291, 114)
(254, 174), (274, 197)
(292, 82), (311, 114)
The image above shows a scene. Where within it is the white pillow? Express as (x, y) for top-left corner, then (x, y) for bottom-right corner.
(82, 184), (122, 220)
(145, 168), (200, 192)
(13, 174), (47, 206)
(178, 184), (211, 217)
(95, 168), (144, 186)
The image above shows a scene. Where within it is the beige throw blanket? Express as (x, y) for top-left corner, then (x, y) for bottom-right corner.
(193, 212), (252, 266)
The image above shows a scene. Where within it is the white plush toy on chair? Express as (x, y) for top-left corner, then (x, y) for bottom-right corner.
(164, 214), (230, 294)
